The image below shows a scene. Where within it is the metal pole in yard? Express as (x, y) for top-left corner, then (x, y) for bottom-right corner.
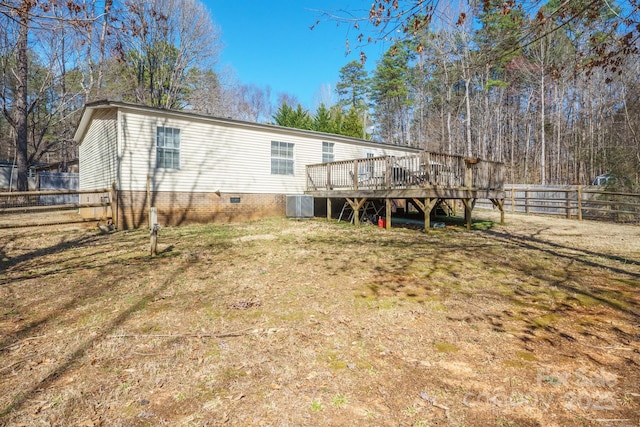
(150, 207), (159, 256)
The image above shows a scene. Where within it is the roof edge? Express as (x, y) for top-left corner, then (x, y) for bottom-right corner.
(74, 100), (422, 152)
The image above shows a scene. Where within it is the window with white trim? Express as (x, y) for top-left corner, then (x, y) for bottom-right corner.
(366, 152), (375, 175)
(156, 126), (180, 169)
(322, 142), (334, 163)
(271, 141), (294, 175)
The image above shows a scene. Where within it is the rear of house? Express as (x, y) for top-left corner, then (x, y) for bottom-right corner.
(75, 101), (418, 229)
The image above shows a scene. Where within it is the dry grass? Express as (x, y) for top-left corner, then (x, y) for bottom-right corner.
(0, 212), (639, 426)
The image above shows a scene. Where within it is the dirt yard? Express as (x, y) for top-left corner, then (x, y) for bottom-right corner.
(1, 212), (638, 426)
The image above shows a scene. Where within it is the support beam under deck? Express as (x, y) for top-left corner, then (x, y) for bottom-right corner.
(411, 197), (439, 232)
(489, 198), (505, 225)
(346, 197), (367, 226)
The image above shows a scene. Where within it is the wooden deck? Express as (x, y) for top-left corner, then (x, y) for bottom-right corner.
(305, 152), (506, 230)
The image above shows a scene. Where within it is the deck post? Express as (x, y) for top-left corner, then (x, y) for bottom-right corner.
(327, 198), (332, 220)
(346, 197), (367, 226)
(464, 164), (473, 188)
(424, 198), (430, 232)
(423, 152), (431, 183)
(353, 160), (359, 190)
(385, 198), (392, 229)
(411, 197), (437, 232)
(490, 198), (505, 225)
(385, 156), (392, 189)
(462, 198), (472, 230)
(353, 198), (360, 225)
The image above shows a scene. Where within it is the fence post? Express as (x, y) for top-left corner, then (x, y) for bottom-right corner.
(511, 186), (515, 212)
(525, 189), (530, 214)
(566, 189), (571, 219)
(577, 186), (583, 221)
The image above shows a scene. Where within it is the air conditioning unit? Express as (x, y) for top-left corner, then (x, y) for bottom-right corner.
(286, 195), (314, 218)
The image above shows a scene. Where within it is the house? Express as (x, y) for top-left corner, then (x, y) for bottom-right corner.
(0, 160), (38, 191)
(74, 101), (419, 229)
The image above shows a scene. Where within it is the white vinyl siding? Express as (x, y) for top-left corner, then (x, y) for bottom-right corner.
(79, 108), (118, 190)
(271, 141), (294, 175)
(90, 106), (418, 194)
(156, 126), (180, 169)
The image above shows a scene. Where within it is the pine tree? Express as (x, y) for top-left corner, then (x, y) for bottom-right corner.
(336, 60), (369, 110)
(291, 104), (313, 130)
(272, 103), (295, 127)
(273, 103), (313, 130)
(313, 103), (333, 133)
(370, 41), (415, 144)
(341, 106), (365, 139)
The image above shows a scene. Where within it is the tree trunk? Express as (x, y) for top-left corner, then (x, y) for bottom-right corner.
(540, 68), (546, 185)
(14, 7), (30, 192)
(444, 64), (452, 155)
(464, 75), (472, 157)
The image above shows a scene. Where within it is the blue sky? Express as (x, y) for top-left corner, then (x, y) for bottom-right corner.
(203, 1), (388, 110)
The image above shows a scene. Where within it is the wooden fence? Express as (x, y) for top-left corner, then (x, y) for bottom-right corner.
(477, 185), (640, 223)
(0, 188), (113, 228)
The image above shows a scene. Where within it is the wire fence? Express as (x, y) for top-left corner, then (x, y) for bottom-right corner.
(0, 189), (112, 228)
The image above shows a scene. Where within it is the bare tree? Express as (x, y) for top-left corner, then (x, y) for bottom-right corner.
(184, 68), (222, 116)
(0, 0), (98, 190)
(78, 0), (115, 102)
(238, 84), (272, 122)
(312, 83), (334, 110)
(118, 0), (222, 109)
(276, 92), (299, 109)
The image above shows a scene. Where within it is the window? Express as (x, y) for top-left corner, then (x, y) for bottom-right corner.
(322, 142), (334, 163)
(366, 152), (375, 176)
(271, 141), (294, 175)
(156, 126), (180, 169)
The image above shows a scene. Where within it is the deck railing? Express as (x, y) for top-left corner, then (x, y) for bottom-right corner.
(306, 152), (505, 192)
